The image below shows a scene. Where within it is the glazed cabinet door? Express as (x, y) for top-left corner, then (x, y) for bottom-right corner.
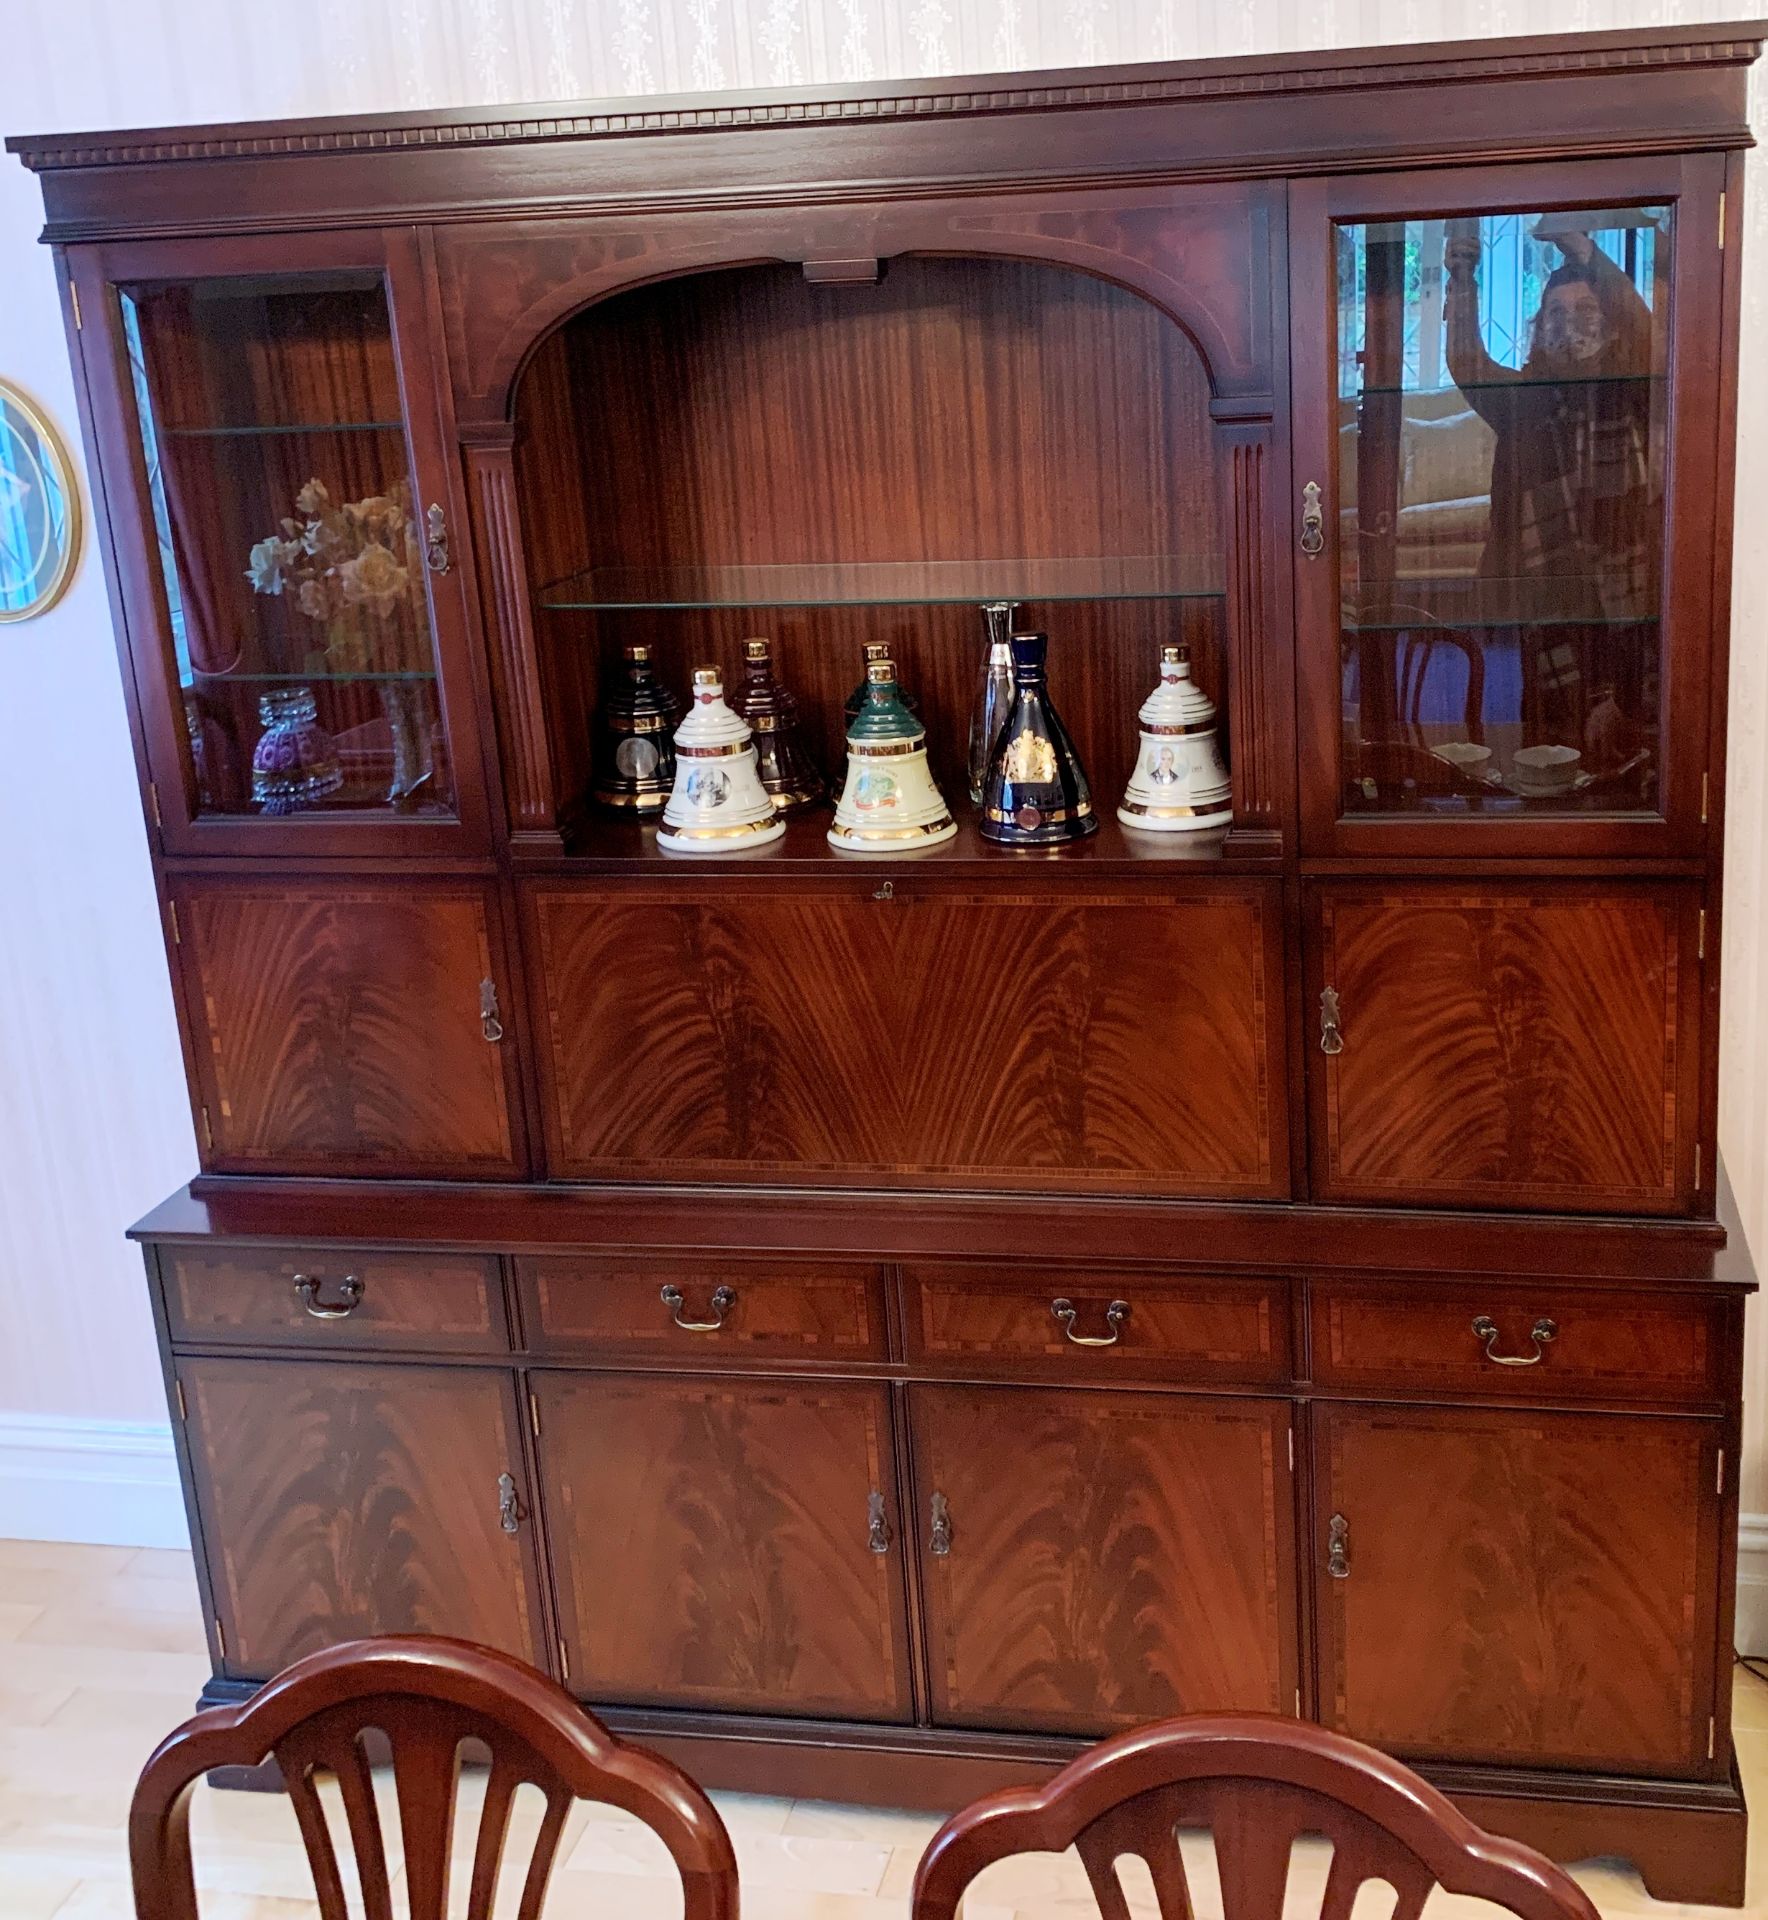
(531, 1372), (914, 1721)
(1291, 155), (1724, 857)
(177, 1357), (545, 1679)
(909, 1385), (1295, 1735)
(70, 231), (493, 854)
(1313, 1402), (1722, 1776)
(1307, 880), (1701, 1214)
(170, 875), (526, 1178)
(523, 878), (1288, 1197)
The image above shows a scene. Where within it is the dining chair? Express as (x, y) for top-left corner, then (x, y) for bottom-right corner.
(912, 1712), (1600, 1920)
(129, 1635), (738, 1920)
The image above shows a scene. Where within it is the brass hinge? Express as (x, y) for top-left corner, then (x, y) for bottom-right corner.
(1294, 1687), (1302, 1717)
(529, 1391), (541, 1440)
(1699, 909), (1707, 962)
(1287, 1427), (1294, 1472)
(167, 900), (182, 947)
(1718, 1448), (1726, 1496)
(199, 1105), (214, 1151)
(1695, 1141), (1703, 1189)
(1701, 771), (1710, 825)
(1710, 1716), (1718, 1760)
(69, 279), (82, 331)
(215, 1618), (228, 1659)
(147, 782), (164, 830)
(1720, 192), (1728, 251)
(174, 1378), (187, 1421)
(558, 1637), (571, 1683)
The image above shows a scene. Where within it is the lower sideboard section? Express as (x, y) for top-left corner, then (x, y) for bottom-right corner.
(147, 1226), (1749, 1905)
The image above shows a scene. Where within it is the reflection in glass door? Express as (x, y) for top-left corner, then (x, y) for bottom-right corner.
(120, 272), (453, 821)
(1335, 206), (1670, 818)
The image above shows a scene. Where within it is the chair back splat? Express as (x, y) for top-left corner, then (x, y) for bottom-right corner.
(129, 1636), (738, 1920)
(912, 1714), (1599, 1920)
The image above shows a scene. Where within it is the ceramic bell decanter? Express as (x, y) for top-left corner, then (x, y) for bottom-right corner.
(828, 653), (957, 853)
(733, 637), (824, 812)
(592, 644), (679, 813)
(1117, 643), (1232, 833)
(656, 665), (786, 853)
(979, 632), (1098, 846)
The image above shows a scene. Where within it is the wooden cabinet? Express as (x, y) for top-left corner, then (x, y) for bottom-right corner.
(177, 1357), (545, 1677)
(526, 880), (1288, 1197)
(1313, 1402), (1721, 1776)
(531, 1371), (913, 1721)
(1308, 882), (1701, 1214)
(172, 877), (526, 1178)
(908, 1384), (1295, 1736)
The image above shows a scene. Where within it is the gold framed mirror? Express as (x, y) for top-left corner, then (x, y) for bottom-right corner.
(0, 377), (81, 621)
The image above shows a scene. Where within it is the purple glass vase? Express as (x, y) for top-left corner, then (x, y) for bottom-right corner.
(251, 684), (344, 815)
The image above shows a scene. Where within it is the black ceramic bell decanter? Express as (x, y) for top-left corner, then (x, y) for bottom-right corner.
(979, 632), (1098, 845)
(733, 636), (824, 813)
(591, 643), (679, 813)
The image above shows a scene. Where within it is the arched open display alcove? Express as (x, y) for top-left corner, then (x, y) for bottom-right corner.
(508, 254), (1229, 833)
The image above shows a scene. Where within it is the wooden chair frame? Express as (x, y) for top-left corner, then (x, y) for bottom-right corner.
(129, 1636), (739, 1920)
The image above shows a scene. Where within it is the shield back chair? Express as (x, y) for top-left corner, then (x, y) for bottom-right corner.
(129, 1635), (739, 1920)
(912, 1713), (1600, 1920)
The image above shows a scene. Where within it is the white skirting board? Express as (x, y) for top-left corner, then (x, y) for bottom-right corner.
(1740, 1514), (1768, 1657)
(0, 1413), (188, 1550)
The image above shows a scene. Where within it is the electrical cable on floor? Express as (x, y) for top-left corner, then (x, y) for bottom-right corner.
(1735, 1650), (1768, 1686)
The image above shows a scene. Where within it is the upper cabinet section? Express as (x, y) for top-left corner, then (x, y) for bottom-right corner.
(72, 231), (494, 856)
(1293, 156), (1726, 857)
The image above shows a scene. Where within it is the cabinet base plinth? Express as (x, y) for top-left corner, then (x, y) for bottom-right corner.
(193, 1676), (1751, 1905)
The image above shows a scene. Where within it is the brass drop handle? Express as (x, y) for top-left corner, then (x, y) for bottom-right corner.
(1051, 1298), (1130, 1347)
(1300, 479), (1325, 557)
(1472, 1314), (1558, 1367)
(929, 1491), (952, 1557)
(873, 880), (895, 902)
(1327, 1513), (1350, 1579)
(1319, 986), (1344, 1056)
(661, 1283), (736, 1332)
(479, 978), (504, 1044)
(425, 502), (450, 574)
(293, 1273), (363, 1319)
(497, 1472), (522, 1534)
(867, 1490), (890, 1555)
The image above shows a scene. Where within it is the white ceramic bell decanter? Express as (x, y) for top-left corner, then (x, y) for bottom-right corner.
(1118, 644), (1232, 833)
(828, 655), (957, 853)
(656, 666), (786, 853)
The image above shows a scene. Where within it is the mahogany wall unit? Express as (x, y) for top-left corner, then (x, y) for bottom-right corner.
(11, 21), (1761, 1905)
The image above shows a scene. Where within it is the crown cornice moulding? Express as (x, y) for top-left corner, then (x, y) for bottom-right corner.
(9, 22), (1764, 172)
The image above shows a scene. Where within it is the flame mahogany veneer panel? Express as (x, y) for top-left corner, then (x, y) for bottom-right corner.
(179, 1357), (543, 1677)
(173, 880), (523, 1179)
(1311, 883), (1698, 1214)
(532, 1371), (913, 1720)
(1314, 1402), (1716, 1775)
(526, 881), (1286, 1194)
(910, 1384), (1293, 1735)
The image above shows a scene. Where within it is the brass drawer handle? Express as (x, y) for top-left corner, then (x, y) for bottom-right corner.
(867, 1490), (890, 1555)
(497, 1471), (522, 1534)
(293, 1273), (363, 1320)
(425, 502), (450, 575)
(1300, 479), (1325, 557)
(929, 1491), (952, 1557)
(479, 978), (504, 1044)
(660, 1283), (735, 1332)
(1051, 1298), (1129, 1347)
(1472, 1314), (1558, 1367)
(1327, 1513), (1350, 1579)
(1319, 987), (1344, 1055)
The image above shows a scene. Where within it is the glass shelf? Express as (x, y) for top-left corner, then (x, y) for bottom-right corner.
(1341, 577), (1660, 633)
(1350, 372), (1661, 398)
(539, 556), (1223, 612)
(185, 669), (438, 685)
(160, 420), (406, 439)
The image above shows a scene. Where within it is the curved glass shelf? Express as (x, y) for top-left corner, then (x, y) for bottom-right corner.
(185, 668), (438, 685)
(1342, 576), (1661, 633)
(160, 420), (406, 439)
(540, 556), (1223, 612)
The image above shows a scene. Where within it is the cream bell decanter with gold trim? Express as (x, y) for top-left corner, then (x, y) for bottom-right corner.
(828, 654), (957, 853)
(656, 665), (786, 853)
(1118, 644), (1232, 833)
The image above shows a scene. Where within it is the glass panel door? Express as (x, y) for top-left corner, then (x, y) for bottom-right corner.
(1334, 204), (1670, 821)
(118, 269), (452, 821)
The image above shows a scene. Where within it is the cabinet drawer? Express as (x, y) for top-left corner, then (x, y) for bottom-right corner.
(519, 1258), (887, 1362)
(162, 1247), (508, 1354)
(902, 1266), (1289, 1384)
(1310, 1283), (1721, 1402)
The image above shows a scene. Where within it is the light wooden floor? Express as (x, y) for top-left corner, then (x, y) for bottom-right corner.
(0, 1540), (1763, 1920)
